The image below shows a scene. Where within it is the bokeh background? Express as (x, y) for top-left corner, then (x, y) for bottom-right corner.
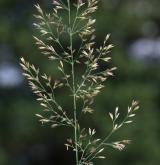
(0, 0), (160, 164)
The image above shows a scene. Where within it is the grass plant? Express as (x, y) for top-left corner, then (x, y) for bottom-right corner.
(20, 1), (139, 164)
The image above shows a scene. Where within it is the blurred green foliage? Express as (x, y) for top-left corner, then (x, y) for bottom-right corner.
(0, 0), (160, 164)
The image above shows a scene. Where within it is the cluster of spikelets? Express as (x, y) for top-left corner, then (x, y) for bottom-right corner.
(20, 0), (139, 165)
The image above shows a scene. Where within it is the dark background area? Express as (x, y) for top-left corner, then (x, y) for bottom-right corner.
(0, 0), (160, 165)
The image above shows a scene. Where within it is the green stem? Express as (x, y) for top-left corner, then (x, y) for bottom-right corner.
(71, 50), (79, 165)
(67, 0), (79, 164)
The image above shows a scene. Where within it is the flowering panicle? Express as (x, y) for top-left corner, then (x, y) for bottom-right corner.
(20, 1), (139, 165)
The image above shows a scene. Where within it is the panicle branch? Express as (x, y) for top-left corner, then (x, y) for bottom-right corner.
(20, 57), (74, 128)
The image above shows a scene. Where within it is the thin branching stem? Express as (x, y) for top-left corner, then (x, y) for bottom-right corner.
(83, 129), (115, 163)
(67, 0), (79, 164)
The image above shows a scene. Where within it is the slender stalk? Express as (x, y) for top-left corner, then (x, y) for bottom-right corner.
(71, 47), (79, 165)
(67, 0), (79, 164)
